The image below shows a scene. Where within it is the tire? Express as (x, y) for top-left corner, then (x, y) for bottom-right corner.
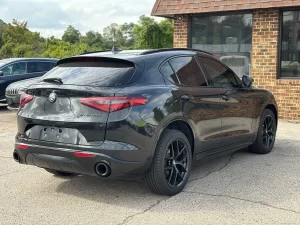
(146, 129), (192, 196)
(44, 168), (73, 177)
(249, 109), (277, 154)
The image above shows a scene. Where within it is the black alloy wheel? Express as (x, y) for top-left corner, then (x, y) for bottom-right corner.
(146, 129), (192, 196)
(164, 139), (189, 188)
(249, 109), (277, 154)
(262, 115), (276, 148)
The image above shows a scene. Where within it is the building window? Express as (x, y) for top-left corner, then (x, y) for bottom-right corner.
(280, 11), (300, 78)
(191, 14), (253, 78)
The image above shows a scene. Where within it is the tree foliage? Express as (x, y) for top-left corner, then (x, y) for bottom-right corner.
(0, 16), (174, 59)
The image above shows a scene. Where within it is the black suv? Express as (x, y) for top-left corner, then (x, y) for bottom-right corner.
(0, 58), (57, 105)
(13, 49), (278, 196)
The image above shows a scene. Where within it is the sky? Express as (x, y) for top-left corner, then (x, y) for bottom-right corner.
(0, 0), (158, 38)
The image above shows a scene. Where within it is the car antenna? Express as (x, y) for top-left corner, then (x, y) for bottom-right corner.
(112, 46), (122, 54)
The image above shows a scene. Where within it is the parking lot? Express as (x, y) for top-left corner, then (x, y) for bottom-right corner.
(0, 105), (300, 224)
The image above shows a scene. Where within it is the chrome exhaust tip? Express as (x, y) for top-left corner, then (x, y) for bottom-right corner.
(95, 162), (111, 177)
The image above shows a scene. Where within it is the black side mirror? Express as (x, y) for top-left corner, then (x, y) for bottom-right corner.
(0, 71), (3, 76)
(242, 75), (253, 88)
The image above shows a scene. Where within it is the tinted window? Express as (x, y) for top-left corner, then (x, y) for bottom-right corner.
(27, 62), (56, 73)
(42, 61), (135, 87)
(0, 62), (26, 76)
(169, 57), (207, 86)
(200, 57), (239, 87)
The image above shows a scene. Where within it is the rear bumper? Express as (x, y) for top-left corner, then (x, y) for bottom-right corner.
(14, 140), (152, 179)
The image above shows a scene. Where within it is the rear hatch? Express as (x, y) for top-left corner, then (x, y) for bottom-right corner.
(18, 56), (142, 146)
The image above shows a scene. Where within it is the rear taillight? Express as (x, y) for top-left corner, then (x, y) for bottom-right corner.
(20, 93), (33, 106)
(80, 97), (147, 112)
(17, 144), (29, 150)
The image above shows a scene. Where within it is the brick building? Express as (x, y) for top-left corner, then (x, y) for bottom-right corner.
(152, 0), (300, 121)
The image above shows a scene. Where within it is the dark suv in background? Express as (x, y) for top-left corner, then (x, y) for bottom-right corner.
(13, 49), (278, 196)
(0, 58), (57, 107)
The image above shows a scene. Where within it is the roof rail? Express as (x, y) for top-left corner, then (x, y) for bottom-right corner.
(140, 48), (212, 56)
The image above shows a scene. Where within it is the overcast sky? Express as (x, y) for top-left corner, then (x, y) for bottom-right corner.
(0, 0), (158, 38)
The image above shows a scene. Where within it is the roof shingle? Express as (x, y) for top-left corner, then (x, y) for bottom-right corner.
(151, 0), (300, 17)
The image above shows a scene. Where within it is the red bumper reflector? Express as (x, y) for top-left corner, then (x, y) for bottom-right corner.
(17, 144), (29, 150)
(73, 152), (96, 158)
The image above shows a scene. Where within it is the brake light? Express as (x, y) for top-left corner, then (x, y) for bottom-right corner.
(74, 152), (96, 158)
(80, 97), (147, 112)
(20, 93), (33, 106)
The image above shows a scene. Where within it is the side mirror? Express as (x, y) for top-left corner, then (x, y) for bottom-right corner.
(0, 71), (3, 76)
(242, 75), (253, 88)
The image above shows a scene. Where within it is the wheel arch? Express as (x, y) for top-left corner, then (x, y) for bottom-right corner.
(154, 119), (195, 157)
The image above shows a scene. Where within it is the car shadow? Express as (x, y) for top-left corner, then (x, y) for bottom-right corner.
(55, 149), (250, 203)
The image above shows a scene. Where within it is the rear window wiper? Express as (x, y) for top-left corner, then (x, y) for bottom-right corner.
(43, 77), (63, 84)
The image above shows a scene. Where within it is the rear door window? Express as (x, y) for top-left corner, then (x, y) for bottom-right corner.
(168, 56), (207, 86)
(27, 62), (56, 73)
(199, 57), (239, 88)
(42, 61), (135, 87)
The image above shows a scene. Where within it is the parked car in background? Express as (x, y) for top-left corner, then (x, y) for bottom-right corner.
(13, 49), (278, 196)
(0, 58), (57, 104)
(5, 77), (41, 110)
(220, 55), (250, 78)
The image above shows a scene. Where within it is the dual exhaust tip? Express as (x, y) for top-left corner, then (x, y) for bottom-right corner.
(95, 162), (111, 177)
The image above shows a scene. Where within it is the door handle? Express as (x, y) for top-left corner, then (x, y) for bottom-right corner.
(222, 95), (230, 101)
(181, 95), (192, 101)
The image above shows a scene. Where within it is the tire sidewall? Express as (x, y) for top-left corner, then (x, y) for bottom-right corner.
(256, 109), (277, 153)
(152, 130), (192, 195)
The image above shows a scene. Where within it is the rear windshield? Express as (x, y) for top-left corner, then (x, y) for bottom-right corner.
(41, 61), (135, 87)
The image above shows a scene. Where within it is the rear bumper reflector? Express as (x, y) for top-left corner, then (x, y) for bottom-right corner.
(17, 144), (29, 150)
(73, 152), (96, 158)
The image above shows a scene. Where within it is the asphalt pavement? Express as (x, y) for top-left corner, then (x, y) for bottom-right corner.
(0, 105), (300, 224)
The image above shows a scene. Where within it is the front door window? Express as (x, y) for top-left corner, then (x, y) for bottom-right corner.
(1, 62), (26, 76)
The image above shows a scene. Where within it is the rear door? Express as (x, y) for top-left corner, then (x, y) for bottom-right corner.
(199, 56), (254, 147)
(162, 56), (223, 154)
(19, 57), (137, 146)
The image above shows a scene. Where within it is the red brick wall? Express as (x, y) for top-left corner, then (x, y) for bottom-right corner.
(174, 16), (188, 48)
(252, 9), (300, 121)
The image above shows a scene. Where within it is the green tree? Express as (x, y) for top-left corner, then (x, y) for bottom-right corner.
(0, 19), (41, 58)
(81, 31), (103, 48)
(159, 19), (173, 48)
(62, 25), (81, 44)
(102, 23), (125, 49)
(133, 16), (173, 49)
(121, 22), (135, 48)
(0, 19), (6, 48)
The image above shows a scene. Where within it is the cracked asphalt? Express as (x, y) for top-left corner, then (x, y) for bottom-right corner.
(0, 105), (300, 224)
